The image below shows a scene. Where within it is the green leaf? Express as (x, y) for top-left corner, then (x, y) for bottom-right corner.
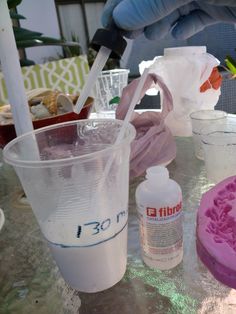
(225, 56), (236, 75)
(226, 55), (236, 68)
(16, 39), (48, 48)
(109, 96), (120, 105)
(63, 46), (81, 58)
(38, 37), (81, 46)
(10, 12), (26, 20)
(13, 26), (42, 41)
(7, 0), (22, 9)
(16, 37), (82, 49)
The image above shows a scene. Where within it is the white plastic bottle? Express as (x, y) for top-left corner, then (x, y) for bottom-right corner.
(135, 165), (183, 270)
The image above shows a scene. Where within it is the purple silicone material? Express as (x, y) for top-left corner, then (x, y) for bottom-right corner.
(196, 175), (236, 289)
(196, 236), (236, 289)
(116, 73), (176, 178)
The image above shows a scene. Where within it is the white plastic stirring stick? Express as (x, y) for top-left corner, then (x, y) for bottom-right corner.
(116, 67), (149, 137)
(97, 68), (149, 193)
(74, 46), (111, 113)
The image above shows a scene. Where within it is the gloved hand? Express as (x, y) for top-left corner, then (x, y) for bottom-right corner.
(102, 0), (236, 40)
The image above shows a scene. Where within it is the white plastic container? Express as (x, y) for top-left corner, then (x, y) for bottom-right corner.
(135, 166), (183, 270)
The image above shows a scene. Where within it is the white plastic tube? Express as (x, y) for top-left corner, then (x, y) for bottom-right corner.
(94, 68), (149, 197)
(0, 0), (33, 136)
(74, 46), (111, 114)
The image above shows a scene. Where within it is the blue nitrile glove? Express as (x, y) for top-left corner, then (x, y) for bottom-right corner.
(102, 0), (236, 40)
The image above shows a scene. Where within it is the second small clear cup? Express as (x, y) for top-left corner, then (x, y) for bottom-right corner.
(94, 69), (129, 119)
(201, 123), (236, 183)
(190, 110), (227, 160)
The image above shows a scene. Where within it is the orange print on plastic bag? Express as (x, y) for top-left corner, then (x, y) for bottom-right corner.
(200, 67), (222, 93)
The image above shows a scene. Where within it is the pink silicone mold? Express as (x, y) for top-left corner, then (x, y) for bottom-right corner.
(196, 176), (236, 289)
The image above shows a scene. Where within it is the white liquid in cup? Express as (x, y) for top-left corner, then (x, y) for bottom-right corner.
(48, 225), (127, 293)
(43, 198), (129, 293)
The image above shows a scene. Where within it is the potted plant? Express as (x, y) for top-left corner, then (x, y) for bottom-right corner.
(216, 51), (236, 114)
(8, 0), (82, 66)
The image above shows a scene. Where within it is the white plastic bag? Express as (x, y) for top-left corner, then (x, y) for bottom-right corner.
(139, 46), (222, 136)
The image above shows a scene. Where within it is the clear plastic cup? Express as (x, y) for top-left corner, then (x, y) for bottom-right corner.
(3, 119), (136, 292)
(190, 110), (227, 160)
(94, 69), (129, 118)
(201, 123), (236, 183)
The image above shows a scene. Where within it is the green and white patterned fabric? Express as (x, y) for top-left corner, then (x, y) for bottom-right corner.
(0, 56), (89, 104)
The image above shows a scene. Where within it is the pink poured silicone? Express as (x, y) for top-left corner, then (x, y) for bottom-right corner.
(196, 175), (236, 289)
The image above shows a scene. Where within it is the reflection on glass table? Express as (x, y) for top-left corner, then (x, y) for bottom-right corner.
(0, 137), (236, 314)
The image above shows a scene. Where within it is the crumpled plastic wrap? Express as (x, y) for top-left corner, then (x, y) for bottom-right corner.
(116, 73), (176, 178)
(139, 47), (222, 136)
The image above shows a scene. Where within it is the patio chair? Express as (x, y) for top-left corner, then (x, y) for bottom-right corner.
(0, 55), (89, 104)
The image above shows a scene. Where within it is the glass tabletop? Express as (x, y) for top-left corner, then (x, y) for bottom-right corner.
(0, 137), (235, 314)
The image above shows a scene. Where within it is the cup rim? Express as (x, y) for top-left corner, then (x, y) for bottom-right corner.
(190, 110), (227, 121)
(99, 69), (130, 78)
(0, 208), (5, 232)
(3, 119), (136, 168)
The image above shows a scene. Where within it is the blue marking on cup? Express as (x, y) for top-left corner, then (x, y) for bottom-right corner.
(46, 220), (128, 248)
(202, 131), (236, 145)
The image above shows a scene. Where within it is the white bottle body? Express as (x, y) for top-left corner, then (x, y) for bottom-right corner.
(135, 169), (183, 270)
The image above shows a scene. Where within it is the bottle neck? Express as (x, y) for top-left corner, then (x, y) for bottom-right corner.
(145, 166), (169, 189)
(146, 176), (169, 189)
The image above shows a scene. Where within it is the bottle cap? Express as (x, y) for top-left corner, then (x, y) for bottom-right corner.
(90, 21), (127, 59)
(146, 166), (169, 185)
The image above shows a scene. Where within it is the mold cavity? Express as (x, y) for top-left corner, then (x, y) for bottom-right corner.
(206, 205), (236, 252)
(227, 193), (235, 200)
(214, 198), (225, 207)
(224, 204), (232, 213)
(205, 178), (236, 251)
(218, 189), (228, 196)
(226, 183), (236, 192)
